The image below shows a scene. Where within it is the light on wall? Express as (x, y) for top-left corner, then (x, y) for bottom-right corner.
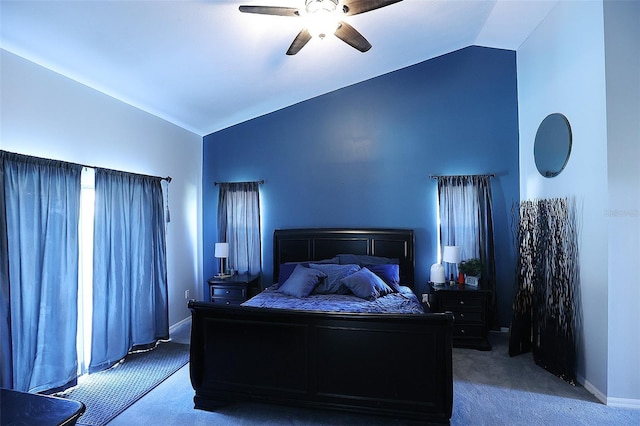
(215, 242), (230, 278)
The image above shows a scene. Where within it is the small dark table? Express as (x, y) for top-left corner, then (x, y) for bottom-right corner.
(207, 273), (260, 305)
(429, 283), (491, 351)
(1, 388), (85, 425)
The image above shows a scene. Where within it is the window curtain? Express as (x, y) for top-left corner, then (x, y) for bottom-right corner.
(0, 151), (81, 392)
(217, 182), (261, 276)
(437, 175), (497, 326)
(89, 169), (168, 373)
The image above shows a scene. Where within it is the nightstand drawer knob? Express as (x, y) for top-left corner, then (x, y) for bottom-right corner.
(459, 300), (465, 305)
(461, 329), (466, 334)
(226, 290), (230, 294)
(460, 313), (465, 319)
(225, 301), (230, 305)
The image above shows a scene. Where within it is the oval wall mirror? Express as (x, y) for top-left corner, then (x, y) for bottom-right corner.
(534, 113), (572, 178)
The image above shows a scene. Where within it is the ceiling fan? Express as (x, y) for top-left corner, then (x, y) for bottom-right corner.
(239, 0), (403, 55)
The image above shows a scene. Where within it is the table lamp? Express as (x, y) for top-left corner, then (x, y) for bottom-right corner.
(442, 245), (461, 285)
(215, 242), (230, 278)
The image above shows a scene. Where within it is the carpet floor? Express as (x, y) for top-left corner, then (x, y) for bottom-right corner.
(59, 341), (189, 426)
(107, 322), (640, 425)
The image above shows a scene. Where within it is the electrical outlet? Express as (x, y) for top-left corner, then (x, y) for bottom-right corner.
(184, 289), (190, 299)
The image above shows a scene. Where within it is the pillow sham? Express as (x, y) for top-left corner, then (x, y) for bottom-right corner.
(339, 267), (394, 300)
(314, 256), (340, 264)
(366, 263), (401, 292)
(278, 262), (308, 286)
(336, 254), (399, 266)
(277, 257), (338, 286)
(308, 263), (360, 294)
(277, 264), (326, 298)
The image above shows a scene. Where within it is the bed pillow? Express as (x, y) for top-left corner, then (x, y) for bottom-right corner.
(277, 262), (309, 286)
(366, 263), (401, 292)
(277, 257), (338, 286)
(313, 256), (340, 264)
(336, 254), (399, 266)
(339, 267), (394, 300)
(277, 264), (327, 298)
(308, 263), (360, 294)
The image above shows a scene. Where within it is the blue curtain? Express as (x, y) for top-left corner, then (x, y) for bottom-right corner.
(0, 155), (10, 389)
(89, 169), (168, 373)
(217, 182), (261, 276)
(0, 151), (81, 392)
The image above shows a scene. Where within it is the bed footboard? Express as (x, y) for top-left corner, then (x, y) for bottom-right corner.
(188, 301), (453, 423)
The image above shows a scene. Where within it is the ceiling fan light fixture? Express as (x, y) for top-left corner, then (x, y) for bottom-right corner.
(304, 0), (339, 39)
(305, 0), (338, 14)
(239, 0), (404, 54)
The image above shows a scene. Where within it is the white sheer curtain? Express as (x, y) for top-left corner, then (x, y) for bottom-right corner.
(437, 175), (497, 324)
(217, 182), (262, 276)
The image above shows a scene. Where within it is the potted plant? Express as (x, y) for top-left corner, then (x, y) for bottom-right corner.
(459, 258), (483, 286)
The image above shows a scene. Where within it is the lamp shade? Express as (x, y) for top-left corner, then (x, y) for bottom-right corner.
(442, 246), (461, 264)
(214, 242), (229, 258)
(430, 263), (445, 284)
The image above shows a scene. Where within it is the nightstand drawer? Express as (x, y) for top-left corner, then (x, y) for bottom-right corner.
(211, 285), (246, 299)
(451, 310), (483, 324)
(207, 274), (261, 303)
(440, 295), (484, 310)
(429, 283), (491, 350)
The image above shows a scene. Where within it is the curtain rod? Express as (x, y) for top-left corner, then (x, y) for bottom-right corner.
(214, 180), (265, 186)
(1, 149), (172, 183)
(86, 166), (171, 183)
(429, 173), (495, 179)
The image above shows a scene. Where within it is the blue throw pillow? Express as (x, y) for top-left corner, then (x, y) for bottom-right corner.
(366, 263), (401, 292)
(309, 263), (360, 294)
(277, 257), (338, 286)
(340, 267), (394, 300)
(277, 264), (327, 298)
(278, 262), (309, 286)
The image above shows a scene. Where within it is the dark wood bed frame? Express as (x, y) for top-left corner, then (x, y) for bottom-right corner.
(189, 228), (454, 423)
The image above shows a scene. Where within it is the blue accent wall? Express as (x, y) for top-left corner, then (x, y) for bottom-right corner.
(203, 46), (520, 326)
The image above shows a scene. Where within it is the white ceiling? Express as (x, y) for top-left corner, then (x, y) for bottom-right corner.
(0, 0), (557, 136)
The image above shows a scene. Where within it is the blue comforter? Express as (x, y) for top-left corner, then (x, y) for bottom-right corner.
(242, 285), (424, 314)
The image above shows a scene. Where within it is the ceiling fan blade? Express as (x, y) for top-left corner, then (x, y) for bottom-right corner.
(342, 0), (403, 16)
(334, 21), (371, 52)
(239, 5), (301, 17)
(286, 29), (312, 55)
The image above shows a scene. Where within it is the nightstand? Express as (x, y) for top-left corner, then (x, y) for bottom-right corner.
(429, 283), (491, 351)
(207, 273), (260, 305)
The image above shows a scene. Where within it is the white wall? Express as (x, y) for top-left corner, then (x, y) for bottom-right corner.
(517, 0), (610, 401)
(603, 0), (640, 407)
(0, 49), (203, 327)
(518, 0), (640, 406)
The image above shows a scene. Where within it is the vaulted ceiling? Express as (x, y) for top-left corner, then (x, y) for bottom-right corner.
(0, 1), (557, 136)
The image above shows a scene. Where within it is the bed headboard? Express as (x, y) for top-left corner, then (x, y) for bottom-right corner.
(273, 228), (415, 288)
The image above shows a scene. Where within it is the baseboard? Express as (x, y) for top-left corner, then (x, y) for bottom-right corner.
(169, 316), (191, 333)
(606, 397), (640, 409)
(578, 374), (607, 405)
(578, 374), (640, 408)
